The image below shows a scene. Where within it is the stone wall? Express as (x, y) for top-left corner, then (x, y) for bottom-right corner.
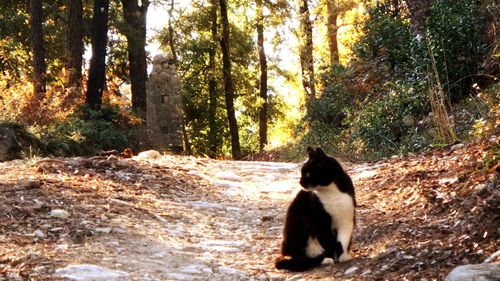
(146, 54), (183, 152)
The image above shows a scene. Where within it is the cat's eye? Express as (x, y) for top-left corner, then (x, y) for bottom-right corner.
(305, 172), (310, 178)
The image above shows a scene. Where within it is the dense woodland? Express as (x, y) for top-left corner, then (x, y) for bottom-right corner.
(0, 0), (498, 160)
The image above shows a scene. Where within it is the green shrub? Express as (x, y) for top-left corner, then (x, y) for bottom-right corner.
(41, 105), (132, 155)
(351, 81), (430, 157)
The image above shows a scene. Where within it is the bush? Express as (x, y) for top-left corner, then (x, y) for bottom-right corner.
(22, 105), (136, 157)
(350, 81), (430, 157)
(52, 106), (132, 153)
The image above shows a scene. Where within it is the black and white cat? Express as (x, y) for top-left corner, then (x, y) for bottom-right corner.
(275, 147), (356, 271)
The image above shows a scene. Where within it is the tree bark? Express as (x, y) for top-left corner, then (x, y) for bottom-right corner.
(298, 0), (315, 101)
(86, 0), (109, 110)
(207, 0), (219, 158)
(65, 0), (84, 91)
(256, 0), (268, 152)
(167, 0), (191, 155)
(167, 0), (178, 64)
(219, 0), (242, 159)
(29, 0), (46, 99)
(121, 0), (149, 118)
(326, 0), (339, 65)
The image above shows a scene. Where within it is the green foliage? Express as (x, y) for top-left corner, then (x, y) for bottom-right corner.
(283, 67), (431, 161)
(170, 2), (267, 158)
(356, 0), (487, 100)
(281, 0), (492, 161)
(351, 81), (430, 157)
(306, 66), (353, 127)
(355, 3), (414, 70)
(42, 106), (132, 155)
(425, 0), (487, 100)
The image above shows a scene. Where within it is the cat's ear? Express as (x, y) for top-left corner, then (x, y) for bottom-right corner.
(307, 146), (315, 158)
(315, 147), (327, 158)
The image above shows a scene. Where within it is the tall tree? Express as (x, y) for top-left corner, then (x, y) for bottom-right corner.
(86, 0), (110, 110)
(298, 0), (315, 100)
(256, 0), (268, 151)
(326, 0), (339, 65)
(29, 0), (46, 98)
(219, 0), (242, 159)
(167, 0), (192, 154)
(120, 0), (149, 118)
(65, 0), (84, 91)
(208, 0), (220, 158)
(167, 0), (178, 64)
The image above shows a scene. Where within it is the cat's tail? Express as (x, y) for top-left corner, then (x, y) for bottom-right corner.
(274, 255), (325, 271)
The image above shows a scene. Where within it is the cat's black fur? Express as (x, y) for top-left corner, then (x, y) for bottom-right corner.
(275, 147), (356, 271)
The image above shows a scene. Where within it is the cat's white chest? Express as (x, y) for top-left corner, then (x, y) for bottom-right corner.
(313, 183), (354, 228)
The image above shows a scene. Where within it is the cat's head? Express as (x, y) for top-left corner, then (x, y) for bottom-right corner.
(299, 147), (333, 189)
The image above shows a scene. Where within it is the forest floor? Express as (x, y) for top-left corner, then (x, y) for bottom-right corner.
(0, 137), (498, 281)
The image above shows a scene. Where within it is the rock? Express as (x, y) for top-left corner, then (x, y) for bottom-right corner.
(34, 229), (45, 238)
(54, 264), (130, 280)
(474, 184), (487, 191)
(94, 227), (112, 234)
(135, 150), (162, 160)
(445, 263), (500, 281)
(345, 266), (360, 276)
(49, 209), (71, 219)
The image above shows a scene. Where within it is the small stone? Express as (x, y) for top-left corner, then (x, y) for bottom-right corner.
(50, 227), (65, 232)
(39, 224), (51, 230)
(135, 150), (162, 160)
(95, 227), (112, 234)
(49, 209), (71, 219)
(286, 275), (305, 281)
(474, 184), (487, 191)
(34, 229), (45, 238)
(361, 269), (372, 277)
(345, 266), (359, 276)
(111, 227), (127, 234)
(402, 255), (415, 260)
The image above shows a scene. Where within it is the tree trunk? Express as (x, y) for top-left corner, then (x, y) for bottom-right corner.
(167, 0), (178, 64)
(326, 0), (339, 65)
(29, 0), (46, 99)
(167, 0), (192, 155)
(219, 0), (242, 160)
(207, 0), (219, 158)
(298, 0), (315, 101)
(121, 0), (149, 119)
(86, 0), (109, 111)
(65, 0), (83, 91)
(256, 0), (268, 152)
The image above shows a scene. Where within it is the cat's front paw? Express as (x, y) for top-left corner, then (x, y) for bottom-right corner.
(338, 253), (352, 262)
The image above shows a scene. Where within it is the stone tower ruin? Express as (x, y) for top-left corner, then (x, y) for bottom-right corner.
(146, 54), (183, 152)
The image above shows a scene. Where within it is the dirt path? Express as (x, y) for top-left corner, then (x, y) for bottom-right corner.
(70, 157), (304, 281)
(0, 140), (498, 280)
